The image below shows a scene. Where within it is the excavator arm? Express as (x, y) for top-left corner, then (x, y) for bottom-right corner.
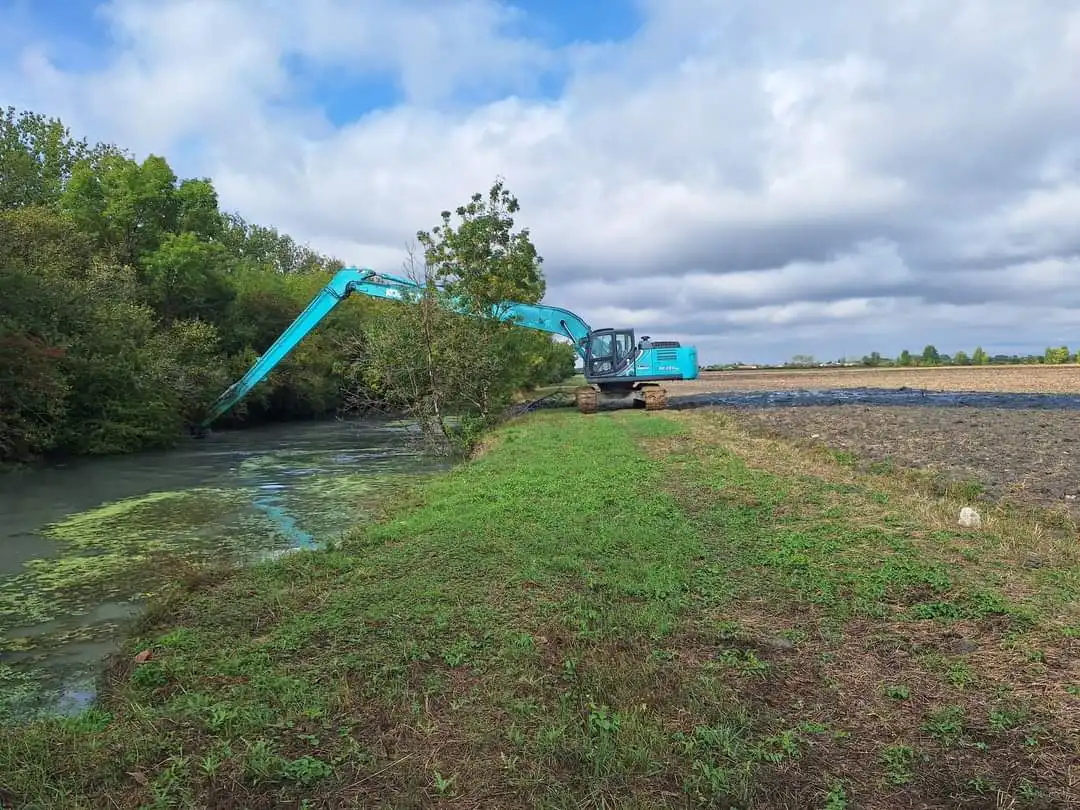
(490, 301), (591, 352)
(199, 266), (592, 428)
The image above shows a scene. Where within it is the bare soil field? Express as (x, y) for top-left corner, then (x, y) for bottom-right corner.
(671, 364), (1080, 395)
(670, 366), (1080, 521)
(733, 405), (1080, 523)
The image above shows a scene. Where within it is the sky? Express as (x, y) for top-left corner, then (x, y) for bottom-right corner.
(2, 0), (1079, 365)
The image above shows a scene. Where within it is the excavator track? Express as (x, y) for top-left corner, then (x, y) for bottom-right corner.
(575, 385), (668, 414)
(643, 386), (668, 411)
(575, 386), (599, 414)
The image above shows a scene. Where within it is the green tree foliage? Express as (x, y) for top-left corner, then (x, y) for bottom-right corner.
(141, 232), (236, 324)
(972, 346), (989, 365)
(343, 180), (574, 455)
(1044, 345), (1070, 364)
(0, 106), (117, 209)
(0, 109), (574, 463)
(0, 333), (68, 460)
(0, 109), (348, 461)
(416, 177), (545, 312)
(342, 278), (496, 452)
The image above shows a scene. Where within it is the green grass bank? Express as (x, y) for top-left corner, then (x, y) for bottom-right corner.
(2, 409), (1078, 809)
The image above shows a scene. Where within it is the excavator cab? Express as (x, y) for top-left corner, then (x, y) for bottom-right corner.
(584, 328), (636, 379)
(576, 326), (673, 414)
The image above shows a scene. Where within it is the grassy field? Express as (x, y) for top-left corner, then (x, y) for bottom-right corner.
(674, 365), (1080, 394)
(2, 409), (1079, 808)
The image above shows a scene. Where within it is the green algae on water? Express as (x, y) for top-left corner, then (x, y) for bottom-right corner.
(0, 664), (44, 722)
(0, 487), (285, 630)
(42, 488), (251, 549)
(0, 472), (415, 633)
(0, 430), (443, 726)
(282, 471), (427, 541)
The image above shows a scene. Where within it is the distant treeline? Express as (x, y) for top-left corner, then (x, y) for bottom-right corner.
(705, 344), (1076, 371)
(0, 107), (573, 463)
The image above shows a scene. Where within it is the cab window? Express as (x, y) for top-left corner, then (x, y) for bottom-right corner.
(590, 333), (613, 358)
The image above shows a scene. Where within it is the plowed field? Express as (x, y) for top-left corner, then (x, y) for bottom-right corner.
(670, 364), (1080, 395)
(670, 365), (1080, 521)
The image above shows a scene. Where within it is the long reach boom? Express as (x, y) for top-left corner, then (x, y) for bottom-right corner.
(201, 265), (699, 424)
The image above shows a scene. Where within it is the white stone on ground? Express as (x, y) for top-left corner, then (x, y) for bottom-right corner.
(958, 506), (982, 528)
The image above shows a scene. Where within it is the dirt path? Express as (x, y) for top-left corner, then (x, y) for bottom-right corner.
(731, 405), (1080, 520)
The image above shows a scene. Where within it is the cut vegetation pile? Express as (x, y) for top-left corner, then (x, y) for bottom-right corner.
(2, 409), (1078, 809)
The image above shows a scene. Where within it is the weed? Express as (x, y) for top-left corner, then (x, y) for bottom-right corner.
(714, 647), (771, 678)
(884, 684), (911, 700)
(821, 779), (849, 809)
(881, 743), (917, 785)
(988, 704), (1029, 732)
(283, 755), (333, 786)
(947, 661), (976, 689)
(430, 770), (455, 797)
(922, 705), (966, 747)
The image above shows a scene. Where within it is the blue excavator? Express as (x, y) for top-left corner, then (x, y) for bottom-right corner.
(200, 267), (699, 426)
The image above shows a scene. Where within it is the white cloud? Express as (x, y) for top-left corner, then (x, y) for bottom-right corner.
(2, 0), (1079, 363)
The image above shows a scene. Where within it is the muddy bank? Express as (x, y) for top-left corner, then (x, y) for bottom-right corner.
(729, 404), (1080, 519)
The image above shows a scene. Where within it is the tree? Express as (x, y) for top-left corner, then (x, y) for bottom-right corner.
(141, 232), (236, 324)
(0, 105), (357, 461)
(0, 207), (90, 458)
(0, 333), (68, 459)
(341, 259), (492, 453)
(416, 176), (545, 313)
(921, 344), (940, 365)
(898, 349), (912, 367)
(174, 178), (222, 239)
(218, 211), (338, 275)
(60, 153), (180, 265)
(343, 246), (569, 455)
(953, 350), (970, 365)
(0, 107), (95, 209)
(1044, 345), (1069, 364)
(343, 180), (570, 455)
(972, 346), (989, 365)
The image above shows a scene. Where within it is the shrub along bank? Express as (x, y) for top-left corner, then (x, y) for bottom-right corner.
(1, 408), (1077, 809)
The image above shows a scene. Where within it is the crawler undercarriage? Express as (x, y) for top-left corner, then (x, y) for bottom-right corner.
(574, 383), (668, 414)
